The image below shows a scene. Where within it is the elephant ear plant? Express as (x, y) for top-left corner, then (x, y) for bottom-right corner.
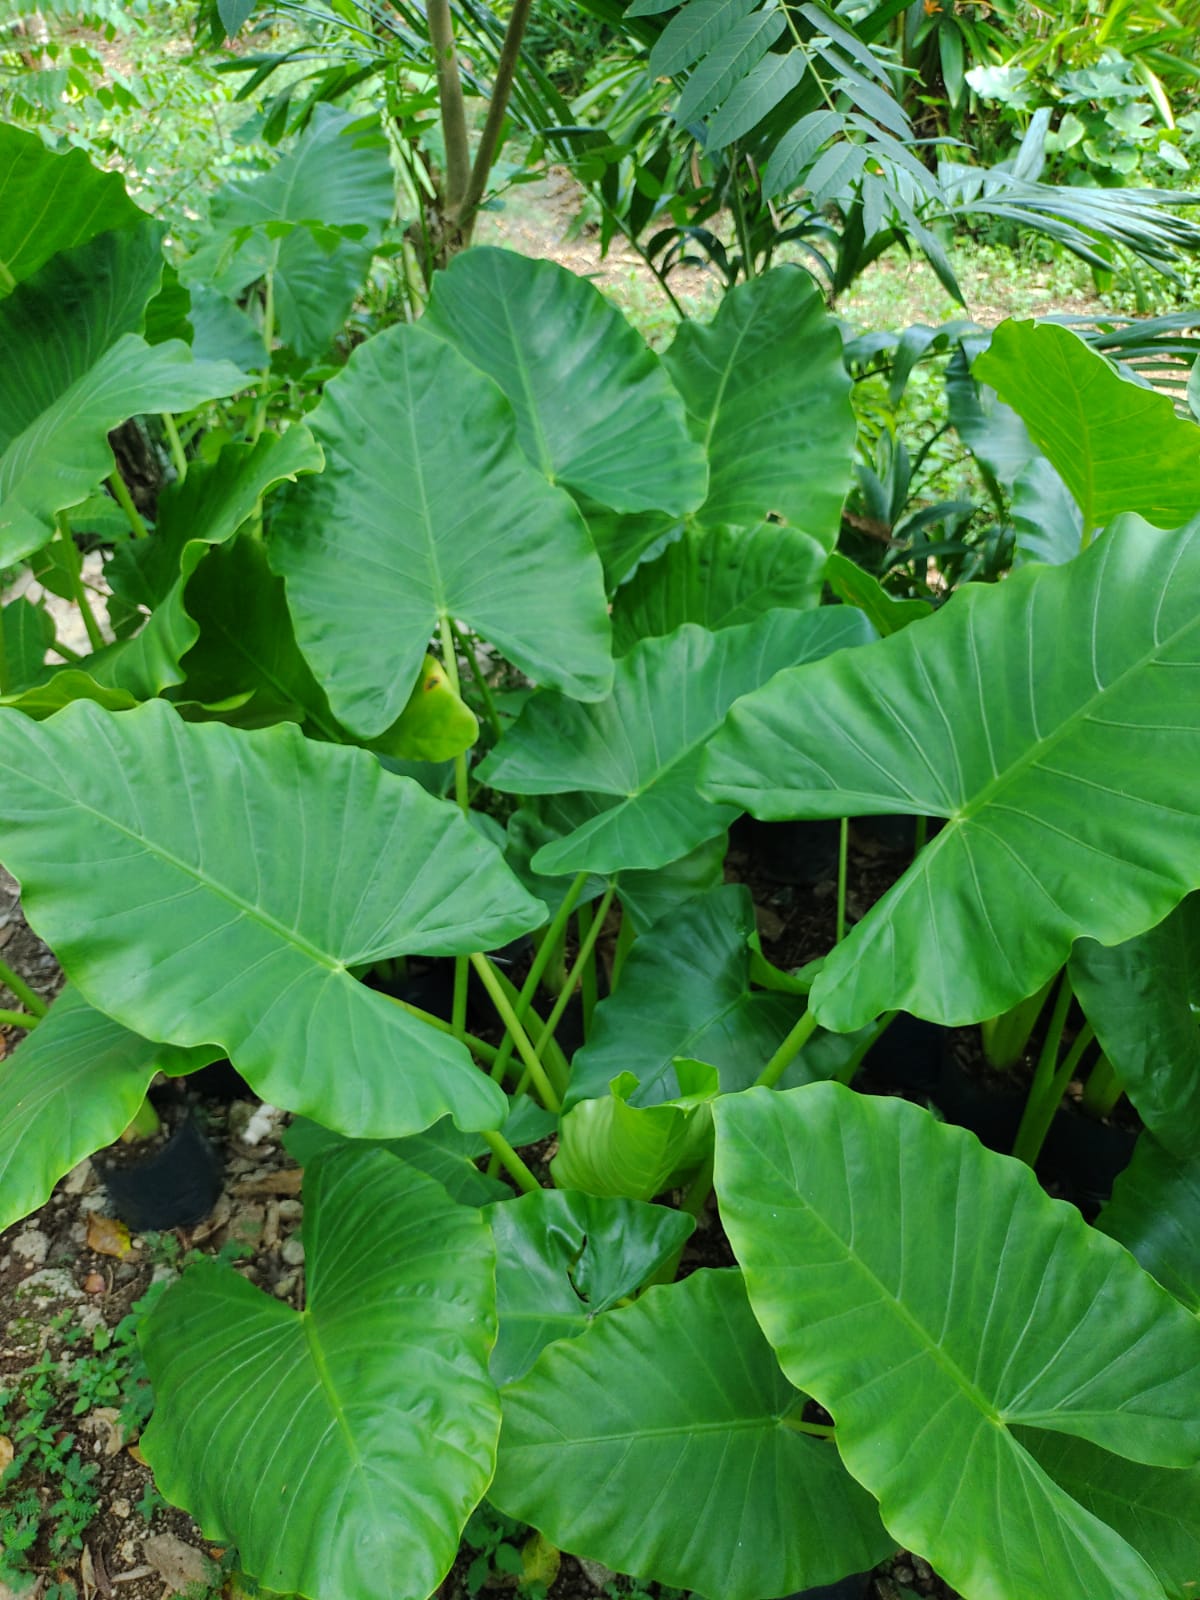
(2, 136), (1200, 1600)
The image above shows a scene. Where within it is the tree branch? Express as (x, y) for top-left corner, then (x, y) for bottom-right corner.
(457, 0), (534, 238)
(428, 0), (471, 213)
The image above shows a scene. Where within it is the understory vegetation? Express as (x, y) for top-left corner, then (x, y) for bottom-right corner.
(1, 3), (1199, 1599)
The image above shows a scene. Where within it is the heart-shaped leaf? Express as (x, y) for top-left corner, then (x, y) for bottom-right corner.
(664, 267), (854, 542)
(0, 986), (217, 1233)
(566, 884), (804, 1108)
(424, 248), (706, 518)
(550, 1059), (718, 1200)
(1026, 1434), (1200, 1600)
(973, 319), (1200, 535)
(714, 1084), (1200, 1600)
(0, 123), (149, 294)
(182, 107), (394, 360)
(110, 428), (323, 610)
(141, 1146), (500, 1600)
(481, 610), (871, 877)
(703, 515), (1200, 1030)
(824, 552), (932, 635)
(1099, 1137), (1200, 1315)
(0, 700), (544, 1136)
(490, 1269), (893, 1599)
(1070, 897), (1200, 1157)
(0, 219), (250, 561)
(270, 322), (612, 739)
(488, 1189), (695, 1383)
(282, 1115), (510, 1208)
(611, 522), (826, 652)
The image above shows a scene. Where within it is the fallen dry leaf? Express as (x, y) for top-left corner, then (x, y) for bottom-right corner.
(0, 1434), (13, 1471)
(127, 1442), (148, 1467)
(82, 1407), (126, 1457)
(87, 1213), (132, 1259)
(142, 1533), (219, 1596)
(231, 1168), (302, 1196)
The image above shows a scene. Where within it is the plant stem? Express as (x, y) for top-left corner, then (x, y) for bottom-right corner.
(835, 817), (849, 943)
(0, 1007), (37, 1030)
(835, 1009), (897, 1086)
(163, 413), (188, 482)
(108, 470), (148, 540)
(913, 815), (927, 857)
(458, 0), (534, 237)
(438, 613), (473, 1036)
(0, 956), (47, 1018)
(382, 992), (500, 1066)
(428, 0), (471, 214)
(481, 1129), (542, 1193)
(0, 597), (8, 696)
(535, 885), (615, 1063)
(756, 1010), (820, 1089)
(576, 901), (598, 1035)
(1080, 1051), (1123, 1119)
(454, 622), (503, 740)
(730, 146), (757, 279)
(680, 1154), (714, 1219)
(1012, 972), (1076, 1166)
(250, 270), (275, 447)
(470, 953), (562, 1113)
(780, 1413), (836, 1440)
(55, 515), (106, 654)
(489, 872), (588, 1083)
(611, 906), (636, 990)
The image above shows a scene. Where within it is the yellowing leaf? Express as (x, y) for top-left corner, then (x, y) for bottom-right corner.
(87, 1212), (132, 1258)
(373, 653), (478, 763)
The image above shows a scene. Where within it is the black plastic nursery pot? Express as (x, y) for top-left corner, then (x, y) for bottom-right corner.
(1040, 1108), (1139, 1212)
(861, 1012), (947, 1098)
(778, 1570), (876, 1600)
(101, 1110), (223, 1232)
(732, 815), (841, 886)
(934, 1053), (1025, 1155)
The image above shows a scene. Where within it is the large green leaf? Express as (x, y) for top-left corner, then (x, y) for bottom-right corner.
(611, 521), (826, 652)
(566, 884), (804, 1107)
(110, 429), (324, 610)
(0, 700), (545, 1136)
(0, 986), (217, 1233)
(0, 224), (248, 564)
(1099, 1138), (1200, 1315)
(171, 536), (345, 736)
(282, 1115), (509, 1208)
(0, 122), (148, 294)
(141, 1147), (500, 1600)
(715, 1084), (1200, 1600)
(480, 610), (871, 877)
(1026, 1435), (1200, 1600)
(824, 552), (933, 635)
(973, 319), (1200, 535)
(550, 1058), (718, 1200)
(490, 1269), (893, 1599)
(270, 323), (612, 739)
(1070, 897), (1200, 1157)
(183, 107), (394, 360)
(488, 1189), (695, 1384)
(424, 248), (706, 518)
(1, 597), (55, 689)
(663, 267), (855, 543)
(703, 514), (1200, 1031)
(0, 333), (246, 564)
